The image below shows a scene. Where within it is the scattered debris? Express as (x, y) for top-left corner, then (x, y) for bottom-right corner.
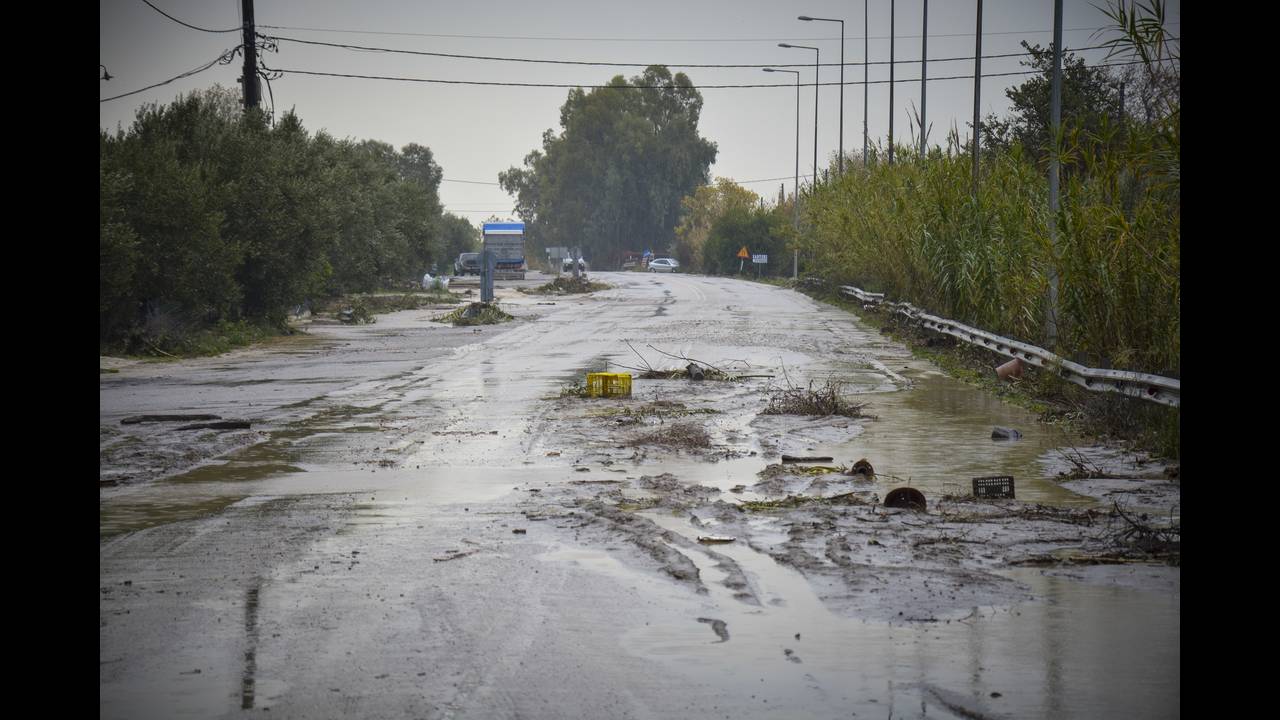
(338, 301), (375, 324)
(434, 302), (513, 327)
(1105, 501), (1180, 563)
(432, 548), (481, 563)
(763, 380), (867, 418)
(782, 454), (834, 463)
(630, 422), (712, 450)
(526, 276), (610, 294)
(613, 342), (747, 381)
(848, 458), (876, 478)
(972, 476), (1016, 499)
(697, 617), (730, 643)
(121, 414), (221, 425)
(512, 528), (527, 534)
(884, 487), (927, 511)
(741, 492), (873, 511)
(176, 420), (251, 431)
(991, 426), (1022, 441)
(697, 535), (736, 544)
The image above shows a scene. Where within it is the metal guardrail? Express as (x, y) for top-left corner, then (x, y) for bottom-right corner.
(839, 285), (1180, 408)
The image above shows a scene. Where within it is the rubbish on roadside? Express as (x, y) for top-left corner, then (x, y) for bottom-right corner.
(995, 357), (1025, 381)
(686, 363), (705, 381)
(794, 465), (842, 475)
(545, 451), (560, 456)
(848, 458), (876, 477)
(763, 380), (868, 418)
(781, 454), (834, 463)
(176, 420), (251, 431)
(883, 487), (927, 511)
(972, 476), (1016, 499)
(121, 414), (221, 425)
(512, 528), (527, 534)
(697, 535), (735, 544)
(586, 372), (632, 398)
(729, 485), (746, 493)
(697, 617), (730, 643)
(991, 426), (1023, 441)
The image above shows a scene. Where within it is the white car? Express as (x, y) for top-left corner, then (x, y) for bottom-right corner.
(648, 258), (679, 273)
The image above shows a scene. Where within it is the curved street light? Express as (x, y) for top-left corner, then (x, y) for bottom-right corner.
(798, 15), (844, 175)
(778, 43), (819, 185)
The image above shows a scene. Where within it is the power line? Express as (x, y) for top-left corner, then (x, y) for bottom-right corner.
(263, 59), (1147, 91)
(265, 33), (1112, 70)
(100, 47), (242, 103)
(258, 23), (1173, 43)
(442, 178), (501, 185)
(140, 0), (240, 34)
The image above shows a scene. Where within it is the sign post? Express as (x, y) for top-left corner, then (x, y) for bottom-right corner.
(752, 254), (768, 278)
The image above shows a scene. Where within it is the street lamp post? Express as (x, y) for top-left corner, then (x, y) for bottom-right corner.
(778, 43), (819, 186)
(798, 15), (844, 175)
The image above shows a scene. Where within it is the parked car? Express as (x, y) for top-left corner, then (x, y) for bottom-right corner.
(454, 252), (481, 275)
(562, 257), (587, 273)
(648, 258), (680, 273)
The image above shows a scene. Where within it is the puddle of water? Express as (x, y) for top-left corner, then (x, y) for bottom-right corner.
(613, 511), (1179, 719)
(101, 465), (574, 538)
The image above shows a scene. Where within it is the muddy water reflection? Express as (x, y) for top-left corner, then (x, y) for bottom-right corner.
(619, 526), (1178, 720)
(810, 368), (1090, 505)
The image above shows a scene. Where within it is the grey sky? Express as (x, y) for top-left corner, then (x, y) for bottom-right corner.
(100, 1), (1179, 224)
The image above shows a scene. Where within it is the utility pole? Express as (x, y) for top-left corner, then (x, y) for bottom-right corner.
(920, 0), (928, 158)
(888, 0), (895, 166)
(1046, 0), (1063, 348)
(241, 0), (260, 110)
(972, 0), (982, 195)
(863, 0), (869, 167)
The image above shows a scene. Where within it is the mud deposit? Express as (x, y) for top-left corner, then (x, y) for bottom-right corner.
(102, 273), (1178, 719)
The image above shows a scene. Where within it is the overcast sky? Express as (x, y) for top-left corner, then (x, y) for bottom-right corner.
(100, 0), (1179, 224)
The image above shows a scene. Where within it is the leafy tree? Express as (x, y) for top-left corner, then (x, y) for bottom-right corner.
(702, 205), (790, 277)
(981, 42), (1122, 160)
(99, 85), (457, 350)
(673, 179), (759, 271)
(500, 66), (717, 268)
(437, 213), (480, 269)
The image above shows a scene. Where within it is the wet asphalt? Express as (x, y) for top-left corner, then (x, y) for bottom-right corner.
(100, 272), (1179, 719)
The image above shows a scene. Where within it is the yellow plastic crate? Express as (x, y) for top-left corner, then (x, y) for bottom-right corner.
(586, 372), (632, 398)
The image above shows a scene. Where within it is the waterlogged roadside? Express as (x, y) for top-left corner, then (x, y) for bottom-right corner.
(101, 272), (1178, 718)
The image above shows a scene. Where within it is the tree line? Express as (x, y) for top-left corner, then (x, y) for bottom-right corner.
(100, 86), (478, 353)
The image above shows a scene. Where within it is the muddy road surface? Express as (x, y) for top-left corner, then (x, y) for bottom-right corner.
(101, 272), (1179, 719)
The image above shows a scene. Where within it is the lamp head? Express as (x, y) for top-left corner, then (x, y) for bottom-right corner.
(798, 16), (814, 21)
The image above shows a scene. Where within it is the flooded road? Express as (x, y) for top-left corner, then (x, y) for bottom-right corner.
(101, 272), (1178, 719)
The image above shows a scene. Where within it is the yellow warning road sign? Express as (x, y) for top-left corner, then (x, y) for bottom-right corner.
(737, 246), (750, 259)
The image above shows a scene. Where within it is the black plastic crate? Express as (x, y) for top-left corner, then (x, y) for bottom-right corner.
(972, 475), (1015, 499)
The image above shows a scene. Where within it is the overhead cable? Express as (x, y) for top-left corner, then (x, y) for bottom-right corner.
(100, 47), (242, 103)
(265, 34), (1113, 69)
(257, 23), (1173, 43)
(262, 59), (1147, 91)
(140, 0), (240, 33)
